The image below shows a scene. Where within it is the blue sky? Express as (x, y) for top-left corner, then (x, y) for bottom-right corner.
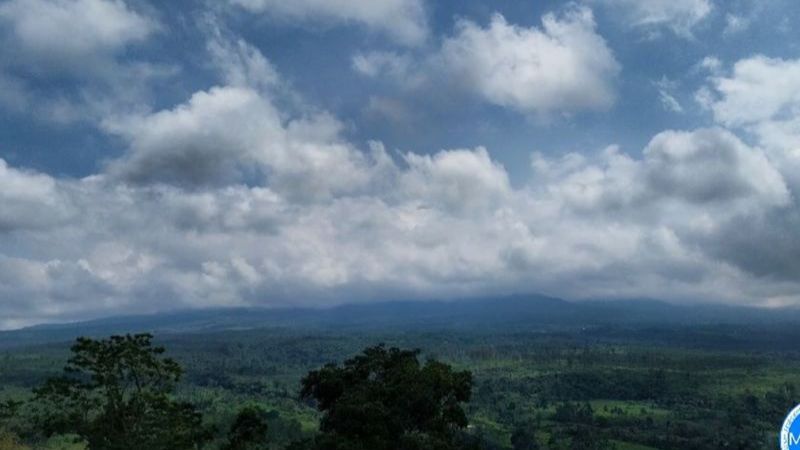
(1, 0), (800, 328)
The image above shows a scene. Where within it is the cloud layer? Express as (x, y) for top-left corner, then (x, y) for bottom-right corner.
(1, 0), (800, 329)
(3, 120), (796, 329)
(2, 37), (798, 327)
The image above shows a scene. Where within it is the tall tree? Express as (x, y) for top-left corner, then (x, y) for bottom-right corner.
(222, 406), (270, 450)
(298, 345), (472, 450)
(32, 334), (209, 450)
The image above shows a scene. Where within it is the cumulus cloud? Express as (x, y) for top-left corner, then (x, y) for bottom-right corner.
(438, 7), (619, 117)
(103, 86), (281, 188)
(4, 29), (800, 329)
(354, 6), (620, 118)
(532, 128), (787, 214)
(692, 54), (800, 284)
(400, 147), (511, 213)
(0, 0), (166, 123)
(101, 85), (381, 201)
(642, 129), (787, 206)
(597, 0), (712, 37)
(229, 0), (427, 46)
(0, 159), (74, 232)
(701, 56), (800, 127)
(102, 33), (380, 201)
(1, 120), (796, 328)
(0, 0), (155, 70)
(699, 55), (800, 189)
(526, 129), (797, 292)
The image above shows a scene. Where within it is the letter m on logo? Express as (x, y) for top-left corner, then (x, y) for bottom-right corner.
(790, 433), (800, 446)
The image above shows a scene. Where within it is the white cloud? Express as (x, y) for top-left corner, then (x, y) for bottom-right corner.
(701, 56), (800, 127)
(658, 91), (683, 113)
(699, 55), (800, 191)
(207, 33), (280, 90)
(0, 159), (74, 232)
(103, 86), (282, 187)
(350, 6), (620, 118)
(103, 85), (379, 201)
(229, 0), (427, 46)
(4, 33), (800, 328)
(0, 0), (156, 72)
(102, 32), (381, 201)
(697, 56), (722, 74)
(642, 129), (787, 206)
(655, 77), (683, 113)
(0, 0), (166, 124)
(400, 147), (511, 213)
(532, 128), (787, 214)
(693, 55), (800, 285)
(437, 7), (619, 117)
(1, 122), (796, 328)
(598, 0), (712, 37)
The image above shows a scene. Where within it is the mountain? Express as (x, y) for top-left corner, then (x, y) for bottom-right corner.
(2, 294), (799, 349)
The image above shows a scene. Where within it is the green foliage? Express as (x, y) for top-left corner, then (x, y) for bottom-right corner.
(38, 434), (88, 450)
(510, 425), (538, 450)
(0, 429), (30, 450)
(31, 334), (209, 450)
(0, 401), (21, 423)
(223, 406), (270, 450)
(3, 325), (800, 449)
(0, 401), (23, 438)
(553, 402), (594, 425)
(299, 345), (473, 450)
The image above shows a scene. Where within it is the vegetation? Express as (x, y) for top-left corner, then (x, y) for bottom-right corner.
(29, 334), (208, 450)
(297, 345), (472, 450)
(223, 406), (271, 450)
(1, 324), (798, 449)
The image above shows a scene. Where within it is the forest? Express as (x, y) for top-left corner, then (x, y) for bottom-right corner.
(1, 317), (798, 450)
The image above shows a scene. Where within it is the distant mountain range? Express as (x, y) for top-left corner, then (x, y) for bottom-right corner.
(2, 294), (799, 349)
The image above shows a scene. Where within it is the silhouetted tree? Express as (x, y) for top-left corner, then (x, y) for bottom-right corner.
(298, 344), (473, 450)
(32, 334), (209, 450)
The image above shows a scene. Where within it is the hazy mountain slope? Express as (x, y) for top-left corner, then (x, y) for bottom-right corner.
(2, 295), (799, 349)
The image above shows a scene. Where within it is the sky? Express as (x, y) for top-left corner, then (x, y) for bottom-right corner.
(1, 0), (799, 329)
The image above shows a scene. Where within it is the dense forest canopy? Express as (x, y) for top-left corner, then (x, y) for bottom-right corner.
(1, 323), (798, 450)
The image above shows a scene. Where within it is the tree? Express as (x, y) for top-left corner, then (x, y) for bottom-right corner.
(0, 400), (23, 439)
(0, 430), (30, 450)
(0, 401), (21, 424)
(222, 406), (270, 450)
(32, 334), (209, 450)
(510, 426), (539, 450)
(298, 345), (473, 450)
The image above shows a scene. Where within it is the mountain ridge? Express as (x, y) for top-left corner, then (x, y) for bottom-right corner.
(3, 294), (799, 349)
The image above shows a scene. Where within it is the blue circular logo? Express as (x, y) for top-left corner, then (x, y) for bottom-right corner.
(781, 404), (800, 449)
